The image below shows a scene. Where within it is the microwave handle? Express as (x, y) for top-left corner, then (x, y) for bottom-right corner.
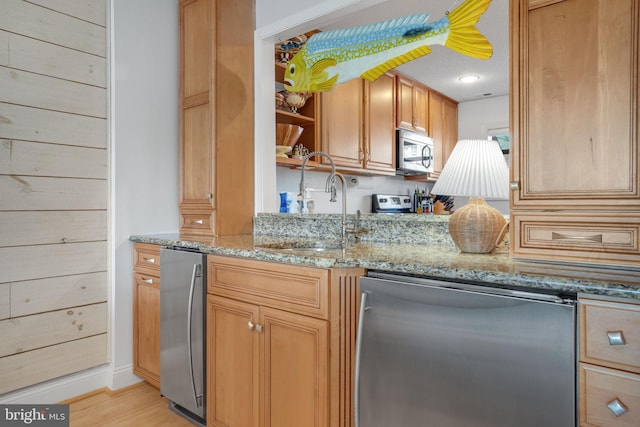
(421, 144), (432, 169)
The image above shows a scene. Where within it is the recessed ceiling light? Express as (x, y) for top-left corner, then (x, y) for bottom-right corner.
(458, 75), (480, 83)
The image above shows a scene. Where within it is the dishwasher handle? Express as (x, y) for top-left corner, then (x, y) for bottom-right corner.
(354, 291), (370, 427)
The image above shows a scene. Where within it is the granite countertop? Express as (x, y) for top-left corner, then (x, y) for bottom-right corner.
(130, 230), (640, 301)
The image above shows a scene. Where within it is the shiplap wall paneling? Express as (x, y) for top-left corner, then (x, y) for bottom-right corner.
(0, 303), (108, 358)
(0, 103), (107, 147)
(0, 0), (106, 57)
(0, 29), (107, 86)
(0, 242), (107, 294)
(0, 335), (108, 395)
(0, 211), (108, 247)
(9, 272), (108, 318)
(0, 0), (109, 394)
(0, 140), (107, 179)
(0, 176), (107, 211)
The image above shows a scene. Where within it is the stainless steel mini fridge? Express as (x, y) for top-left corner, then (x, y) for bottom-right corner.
(160, 247), (206, 426)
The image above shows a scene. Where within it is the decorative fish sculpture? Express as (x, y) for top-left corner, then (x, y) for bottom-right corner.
(283, 0), (493, 93)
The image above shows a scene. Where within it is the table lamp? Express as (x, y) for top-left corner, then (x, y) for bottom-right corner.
(431, 139), (509, 253)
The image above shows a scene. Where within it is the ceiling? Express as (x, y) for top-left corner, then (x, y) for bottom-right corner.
(319, 0), (509, 103)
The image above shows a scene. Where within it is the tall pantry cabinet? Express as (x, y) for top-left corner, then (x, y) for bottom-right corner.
(178, 0), (254, 237)
(510, 0), (640, 267)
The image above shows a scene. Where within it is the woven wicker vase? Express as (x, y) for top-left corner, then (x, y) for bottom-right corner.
(448, 197), (507, 253)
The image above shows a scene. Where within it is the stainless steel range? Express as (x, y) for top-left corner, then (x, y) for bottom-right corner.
(371, 194), (413, 213)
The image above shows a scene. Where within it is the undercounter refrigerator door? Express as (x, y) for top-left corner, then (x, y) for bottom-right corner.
(160, 248), (206, 425)
(355, 274), (576, 427)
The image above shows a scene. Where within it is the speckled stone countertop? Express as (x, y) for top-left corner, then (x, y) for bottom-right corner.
(130, 214), (640, 301)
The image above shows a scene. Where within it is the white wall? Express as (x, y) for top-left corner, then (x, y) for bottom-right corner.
(110, 0), (179, 388)
(457, 95), (510, 214)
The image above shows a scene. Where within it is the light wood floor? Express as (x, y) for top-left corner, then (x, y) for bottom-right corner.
(66, 382), (194, 427)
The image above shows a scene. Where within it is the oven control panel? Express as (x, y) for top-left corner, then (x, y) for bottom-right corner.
(372, 194), (413, 213)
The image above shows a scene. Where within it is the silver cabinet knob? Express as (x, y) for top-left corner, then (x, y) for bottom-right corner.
(255, 323), (263, 333)
(607, 331), (626, 346)
(607, 398), (628, 417)
(247, 321), (255, 330)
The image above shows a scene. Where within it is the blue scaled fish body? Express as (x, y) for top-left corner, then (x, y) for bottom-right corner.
(283, 0), (493, 93)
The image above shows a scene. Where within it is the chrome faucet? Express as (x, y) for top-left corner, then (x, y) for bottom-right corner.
(299, 152), (349, 247)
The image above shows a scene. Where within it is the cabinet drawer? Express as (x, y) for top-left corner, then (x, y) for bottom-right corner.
(511, 212), (640, 267)
(133, 243), (161, 274)
(207, 255), (329, 319)
(579, 363), (640, 427)
(580, 299), (640, 373)
(179, 209), (214, 237)
(134, 272), (160, 288)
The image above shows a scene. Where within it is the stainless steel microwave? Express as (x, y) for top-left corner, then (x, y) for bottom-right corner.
(396, 128), (434, 176)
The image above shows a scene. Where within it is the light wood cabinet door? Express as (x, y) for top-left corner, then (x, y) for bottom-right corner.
(207, 296), (329, 427)
(133, 274), (161, 389)
(428, 91), (458, 177)
(365, 72), (396, 173)
(179, 0), (213, 213)
(396, 76), (428, 134)
(512, 0), (640, 209)
(207, 295), (260, 427)
(261, 307), (329, 427)
(179, 0), (254, 237)
(413, 83), (428, 134)
(321, 79), (364, 169)
(133, 243), (161, 388)
(510, 0), (640, 267)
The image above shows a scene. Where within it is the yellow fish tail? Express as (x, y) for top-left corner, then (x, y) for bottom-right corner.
(361, 45), (432, 82)
(445, 0), (493, 60)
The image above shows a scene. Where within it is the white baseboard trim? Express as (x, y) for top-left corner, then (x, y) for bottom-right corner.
(107, 363), (143, 391)
(0, 364), (143, 404)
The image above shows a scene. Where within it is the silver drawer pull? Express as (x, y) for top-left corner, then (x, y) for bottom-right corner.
(607, 398), (628, 417)
(144, 257), (156, 264)
(607, 331), (626, 346)
(190, 219), (204, 225)
(143, 278), (153, 284)
(551, 232), (603, 243)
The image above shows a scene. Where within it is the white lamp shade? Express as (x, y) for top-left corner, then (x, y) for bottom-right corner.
(431, 139), (509, 199)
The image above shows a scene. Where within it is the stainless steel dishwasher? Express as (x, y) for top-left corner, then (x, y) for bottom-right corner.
(355, 272), (577, 427)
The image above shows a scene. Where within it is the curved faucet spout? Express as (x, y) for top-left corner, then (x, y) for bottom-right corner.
(298, 152), (349, 247)
(299, 151), (336, 196)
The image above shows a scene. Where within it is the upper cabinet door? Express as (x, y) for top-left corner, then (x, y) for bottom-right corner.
(321, 78), (364, 169)
(396, 76), (428, 133)
(365, 72), (397, 173)
(512, 0), (640, 209)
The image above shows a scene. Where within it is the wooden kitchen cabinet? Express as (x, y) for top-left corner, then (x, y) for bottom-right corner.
(321, 78), (365, 170)
(320, 73), (396, 174)
(510, 0), (640, 267)
(579, 298), (640, 426)
(132, 243), (161, 388)
(206, 255), (364, 427)
(396, 74), (428, 134)
(178, 0), (254, 237)
(364, 72), (397, 173)
(428, 90), (458, 178)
